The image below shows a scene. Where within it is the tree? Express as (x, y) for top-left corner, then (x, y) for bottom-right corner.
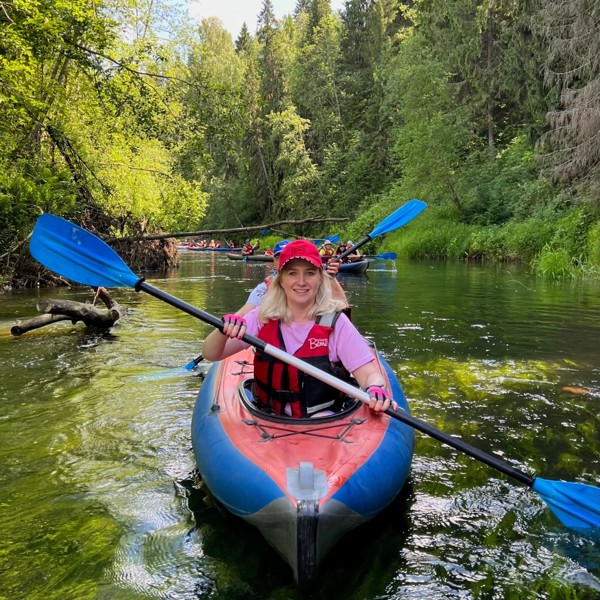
(384, 32), (471, 210)
(236, 22), (252, 53)
(266, 107), (320, 218)
(0, 0), (210, 282)
(290, 11), (343, 165)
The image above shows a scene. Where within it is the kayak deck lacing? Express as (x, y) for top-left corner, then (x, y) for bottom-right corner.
(241, 418), (366, 442)
(232, 359), (254, 376)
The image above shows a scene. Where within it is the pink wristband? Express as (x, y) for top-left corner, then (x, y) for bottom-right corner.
(222, 314), (247, 328)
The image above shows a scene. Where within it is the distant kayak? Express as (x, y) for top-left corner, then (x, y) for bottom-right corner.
(227, 253), (274, 262)
(186, 246), (242, 252)
(339, 260), (369, 274)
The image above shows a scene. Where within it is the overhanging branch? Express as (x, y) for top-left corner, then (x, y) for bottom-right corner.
(105, 217), (348, 243)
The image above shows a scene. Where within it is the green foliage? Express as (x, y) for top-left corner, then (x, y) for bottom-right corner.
(384, 32), (472, 210)
(548, 205), (598, 262)
(586, 222), (600, 269)
(390, 204), (475, 260)
(0, 162), (78, 251)
(531, 247), (578, 280)
(290, 12), (342, 163)
(459, 136), (554, 226)
(500, 218), (556, 261)
(266, 107), (320, 218)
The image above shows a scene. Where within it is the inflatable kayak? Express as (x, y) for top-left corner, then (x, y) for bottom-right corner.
(226, 253), (274, 262)
(191, 345), (413, 587)
(339, 260), (369, 273)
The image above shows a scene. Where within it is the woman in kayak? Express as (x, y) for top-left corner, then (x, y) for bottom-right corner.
(202, 239), (396, 417)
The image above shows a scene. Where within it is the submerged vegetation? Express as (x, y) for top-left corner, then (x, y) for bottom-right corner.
(1, 0), (600, 285)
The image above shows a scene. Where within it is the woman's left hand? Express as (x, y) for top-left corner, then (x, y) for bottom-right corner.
(366, 385), (397, 413)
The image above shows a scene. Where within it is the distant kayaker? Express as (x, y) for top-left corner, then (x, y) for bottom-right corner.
(235, 240), (343, 317)
(242, 239), (254, 256)
(202, 239), (396, 417)
(319, 240), (335, 258)
(346, 240), (362, 262)
(335, 241), (348, 263)
(264, 247), (274, 256)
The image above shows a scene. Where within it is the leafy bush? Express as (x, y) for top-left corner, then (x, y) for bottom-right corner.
(531, 246), (577, 279)
(501, 218), (556, 261)
(0, 162), (78, 252)
(387, 203), (474, 260)
(458, 135), (551, 226)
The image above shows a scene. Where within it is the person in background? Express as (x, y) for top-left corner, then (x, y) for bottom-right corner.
(242, 239), (255, 256)
(264, 246), (274, 256)
(235, 240), (345, 317)
(202, 240), (396, 418)
(319, 240), (335, 258)
(335, 241), (348, 262)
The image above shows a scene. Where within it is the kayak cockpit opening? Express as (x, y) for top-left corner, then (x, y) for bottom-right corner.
(237, 378), (361, 424)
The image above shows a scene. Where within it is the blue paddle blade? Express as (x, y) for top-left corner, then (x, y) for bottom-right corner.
(30, 214), (140, 288)
(329, 234), (340, 244)
(183, 355), (203, 371)
(532, 478), (600, 529)
(375, 252), (397, 260)
(370, 199), (427, 238)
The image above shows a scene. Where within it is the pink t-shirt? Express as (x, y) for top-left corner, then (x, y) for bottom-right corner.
(240, 309), (375, 374)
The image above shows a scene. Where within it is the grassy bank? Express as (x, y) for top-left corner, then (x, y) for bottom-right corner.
(356, 203), (600, 280)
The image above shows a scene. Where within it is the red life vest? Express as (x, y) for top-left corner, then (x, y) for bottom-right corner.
(253, 312), (347, 417)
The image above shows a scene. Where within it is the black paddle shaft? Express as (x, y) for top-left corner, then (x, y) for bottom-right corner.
(385, 408), (535, 487)
(332, 234), (372, 264)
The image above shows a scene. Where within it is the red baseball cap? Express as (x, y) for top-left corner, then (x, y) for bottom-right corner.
(278, 239), (323, 269)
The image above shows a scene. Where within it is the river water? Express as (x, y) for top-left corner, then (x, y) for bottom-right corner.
(1, 251), (599, 599)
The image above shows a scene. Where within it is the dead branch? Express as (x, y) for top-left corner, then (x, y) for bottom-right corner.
(11, 288), (127, 336)
(11, 314), (73, 336)
(105, 216), (349, 243)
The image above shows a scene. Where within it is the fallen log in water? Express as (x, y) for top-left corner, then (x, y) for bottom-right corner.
(11, 287), (127, 336)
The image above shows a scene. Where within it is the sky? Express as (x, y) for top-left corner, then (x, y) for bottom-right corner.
(188, 0), (346, 39)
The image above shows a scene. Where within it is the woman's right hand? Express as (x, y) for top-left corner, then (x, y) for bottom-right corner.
(222, 314), (247, 339)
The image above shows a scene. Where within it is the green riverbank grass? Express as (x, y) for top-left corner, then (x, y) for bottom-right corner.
(383, 205), (600, 280)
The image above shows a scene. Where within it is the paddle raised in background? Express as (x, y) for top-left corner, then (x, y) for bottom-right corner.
(29, 213), (600, 532)
(333, 199), (426, 264)
(371, 252), (397, 260)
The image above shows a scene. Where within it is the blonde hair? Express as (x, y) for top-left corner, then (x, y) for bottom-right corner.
(259, 266), (347, 324)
